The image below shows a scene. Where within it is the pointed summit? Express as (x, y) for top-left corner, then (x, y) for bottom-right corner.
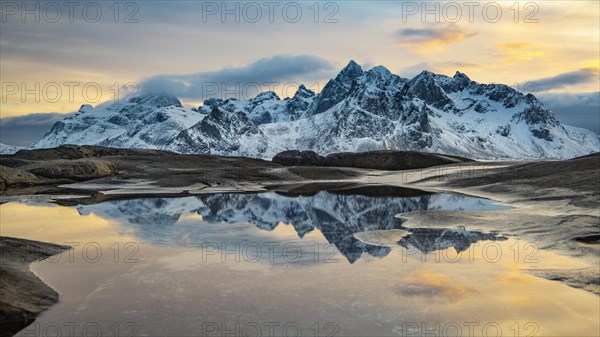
(309, 60), (365, 116)
(413, 70), (434, 79)
(293, 84), (315, 99)
(408, 70), (437, 88)
(367, 65), (392, 78)
(203, 97), (224, 108)
(338, 60), (363, 80)
(251, 91), (280, 102)
(78, 104), (93, 113)
(342, 59), (361, 70)
(408, 71), (453, 110)
(453, 71), (470, 81)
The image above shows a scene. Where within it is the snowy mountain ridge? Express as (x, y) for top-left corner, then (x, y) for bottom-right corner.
(0, 143), (24, 154)
(30, 61), (599, 159)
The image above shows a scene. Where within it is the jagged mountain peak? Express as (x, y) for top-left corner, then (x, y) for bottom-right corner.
(410, 70), (470, 86)
(202, 97), (224, 109)
(206, 106), (247, 122)
(127, 93), (182, 108)
(251, 91), (280, 102)
(308, 60), (366, 116)
(407, 71), (453, 110)
(78, 104), (93, 113)
(412, 70), (435, 80)
(453, 71), (470, 81)
(172, 106), (268, 157)
(339, 60), (363, 78)
(366, 65), (393, 79)
(32, 61), (599, 159)
(293, 85), (315, 98)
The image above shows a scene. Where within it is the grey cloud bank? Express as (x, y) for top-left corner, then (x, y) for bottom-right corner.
(532, 68), (599, 92)
(139, 55), (335, 100)
(0, 112), (71, 146)
(537, 92), (600, 134)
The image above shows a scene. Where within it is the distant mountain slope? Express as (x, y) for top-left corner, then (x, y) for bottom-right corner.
(32, 61), (599, 159)
(33, 95), (203, 151)
(0, 143), (24, 155)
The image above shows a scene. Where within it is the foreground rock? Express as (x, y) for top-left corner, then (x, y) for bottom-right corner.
(0, 166), (46, 190)
(0, 156), (117, 192)
(272, 150), (325, 166)
(444, 152), (600, 206)
(0, 237), (70, 336)
(1, 146), (474, 195)
(0, 145), (369, 195)
(25, 159), (117, 181)
(324, 150), (473, 170)
(273, 150), (473, 170)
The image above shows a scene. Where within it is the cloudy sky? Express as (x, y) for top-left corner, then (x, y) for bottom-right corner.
(1, 1), (599, 145)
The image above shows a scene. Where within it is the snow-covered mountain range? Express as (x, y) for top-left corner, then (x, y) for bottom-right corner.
(30, 61), (599, 159)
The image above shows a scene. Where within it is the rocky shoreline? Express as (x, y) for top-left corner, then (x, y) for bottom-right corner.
(0, 145), (473, 196)
(0, 237), (70, 337)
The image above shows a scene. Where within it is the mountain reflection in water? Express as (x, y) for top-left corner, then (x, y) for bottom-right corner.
(74, 186), (509, 262)
(398, 228), (507, 254)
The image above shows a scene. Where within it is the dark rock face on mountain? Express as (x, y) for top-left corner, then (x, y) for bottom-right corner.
(245, 91), (281, 124)
(408, 71), (455, 111)
(31, 60), (599, 159)
(127, 94), (183, 108)
(198, 87), (315, 126)
(309, 60), (364, 116)
(172, 107), (268, 156)
(284, 85), (315, 120)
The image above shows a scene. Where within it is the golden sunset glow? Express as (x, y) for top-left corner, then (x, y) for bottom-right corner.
(1, 1), (598, 120)
(1, 2), (599, 334)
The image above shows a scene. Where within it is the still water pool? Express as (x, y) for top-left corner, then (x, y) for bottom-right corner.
(2, 189), (598, 336)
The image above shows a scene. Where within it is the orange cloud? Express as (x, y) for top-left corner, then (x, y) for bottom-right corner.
(495, 42), (544, 62)
(393, 25), (477, 51)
